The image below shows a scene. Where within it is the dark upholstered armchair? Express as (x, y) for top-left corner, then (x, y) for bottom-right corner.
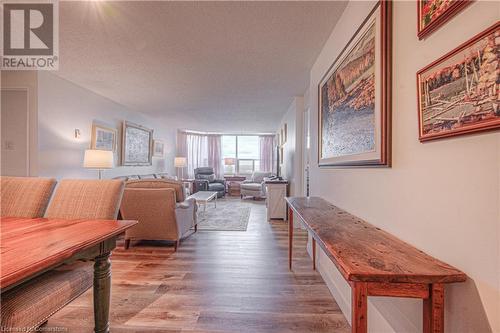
(193, 167), (226, 198)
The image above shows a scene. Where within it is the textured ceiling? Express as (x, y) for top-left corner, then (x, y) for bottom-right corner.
(56, 1), (347, 132)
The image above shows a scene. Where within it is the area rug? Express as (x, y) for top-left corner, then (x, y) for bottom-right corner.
(195, 198), (251, 231)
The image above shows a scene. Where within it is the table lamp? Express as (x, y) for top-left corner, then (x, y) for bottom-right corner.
(83, 149), (114, 179)
(224, 158), (235, 175)
(174, 157), (187, 180)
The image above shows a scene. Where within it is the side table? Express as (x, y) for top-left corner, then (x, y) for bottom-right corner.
(224, 175), (246, 196)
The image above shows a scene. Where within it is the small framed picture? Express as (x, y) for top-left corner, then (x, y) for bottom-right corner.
(153, 140), (165, 157)
(91, 123), (117, 151)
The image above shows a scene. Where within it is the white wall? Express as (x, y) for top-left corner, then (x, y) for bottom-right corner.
(38, 72), (176, 179)
(1, 71), (38, 175)
(307, 1), (500, 332)
(279, 96), (304, 197)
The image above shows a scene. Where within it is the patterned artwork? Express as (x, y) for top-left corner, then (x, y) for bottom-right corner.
(321, 22), (376, 159)
(318, 2), (391, 167)
(418, 0), (471, 39)
(417, 23), (500, 141)
(122, 121), (153, 166)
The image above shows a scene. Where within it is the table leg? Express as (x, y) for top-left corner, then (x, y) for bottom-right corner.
(94, 252), (111, 333)
(288, 207), (293, 270)
(351, 282), (368, 333)
(312, 237), (316, 271)
(215, 196), (217, 208)
(423, 283), (444, 333)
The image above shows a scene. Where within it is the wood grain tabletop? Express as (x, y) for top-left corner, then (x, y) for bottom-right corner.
(0, 217), (137, 289)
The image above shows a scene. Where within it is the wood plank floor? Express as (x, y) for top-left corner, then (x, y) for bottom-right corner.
(48, 199), (349, 332)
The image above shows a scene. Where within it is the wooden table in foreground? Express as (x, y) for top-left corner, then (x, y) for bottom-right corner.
(286, 197), (466, 333)
(0, 217), (138, 333)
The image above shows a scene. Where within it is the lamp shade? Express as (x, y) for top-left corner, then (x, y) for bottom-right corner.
(224, 157), (235, 166)
(174, 157), (187, 168)
(83, 149), (114, 169)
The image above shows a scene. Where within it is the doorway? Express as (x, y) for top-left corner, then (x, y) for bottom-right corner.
(1, 89), (30, 176)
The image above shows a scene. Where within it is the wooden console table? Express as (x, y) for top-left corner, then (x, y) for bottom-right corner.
(286, 197), (466, 333)
(1, 217), (138, 333)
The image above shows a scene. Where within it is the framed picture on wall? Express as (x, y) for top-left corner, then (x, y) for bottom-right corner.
(417, 22), (500, 142)
(121, 121), (153, 166)
(318, 1), (392, 167)
(417, 0), (472, 40)
(153, 140), (165, 157)
(91, 123), (117, 151)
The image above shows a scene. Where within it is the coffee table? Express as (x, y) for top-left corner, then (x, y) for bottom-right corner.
(188, 191), (218, 214)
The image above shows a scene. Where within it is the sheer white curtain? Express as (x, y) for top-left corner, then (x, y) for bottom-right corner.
(177, 131), (223, 178)
(207, 135), (223, 178)
(259, 135), (274, 172)
(186, 134), (208, 178)
(176, 131), (188, 179)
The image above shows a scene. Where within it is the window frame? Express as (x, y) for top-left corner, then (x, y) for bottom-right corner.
(222, 135), (260, 175)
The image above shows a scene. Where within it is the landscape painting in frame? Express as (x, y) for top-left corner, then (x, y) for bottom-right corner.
(417, 0), (472, 40)
(417, 22), (500, 142)
(319, 1), (391, 167)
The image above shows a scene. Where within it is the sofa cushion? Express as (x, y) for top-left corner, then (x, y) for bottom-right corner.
(195, 167), (215, 175)
(1, 262), (93, 332)
(208, 183), (225, 192)
(113, 176), (129, 181)
(139, 174), (157, 179)
(126, 179), (185, 202)
(241, 183), (262, 191)
(197, 174), (215, 182)
(252, 172), (272, 183)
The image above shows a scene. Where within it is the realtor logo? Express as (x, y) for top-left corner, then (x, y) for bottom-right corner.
(1, 1), (59, 70)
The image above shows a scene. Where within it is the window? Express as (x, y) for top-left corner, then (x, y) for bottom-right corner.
(222, 135), (260, 175)
(222, 136), (237, 175)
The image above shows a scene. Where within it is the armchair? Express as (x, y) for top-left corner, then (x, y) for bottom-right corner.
(119, 179), (197, 251)
(193, 167), (226, 198)
(240, 171), (273, 199)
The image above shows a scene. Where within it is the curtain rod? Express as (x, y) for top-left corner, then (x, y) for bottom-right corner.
(178, 129), (275, 136)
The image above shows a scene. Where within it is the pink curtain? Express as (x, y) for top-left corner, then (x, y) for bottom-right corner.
(259, 135), (274, 172)
(177, 131), (222, 178)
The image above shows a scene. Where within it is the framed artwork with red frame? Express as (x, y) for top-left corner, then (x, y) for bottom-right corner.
(318, 1), (392, 167)
(417, 22), (500, 142)
(417, 0), (473, 40)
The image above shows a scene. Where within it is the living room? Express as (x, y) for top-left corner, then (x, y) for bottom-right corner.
(1, 1), (499, 332)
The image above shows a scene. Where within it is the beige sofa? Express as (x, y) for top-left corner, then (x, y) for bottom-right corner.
(119, 179), (197, 250)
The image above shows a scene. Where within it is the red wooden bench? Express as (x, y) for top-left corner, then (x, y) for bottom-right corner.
(286, 196), (466, 333)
